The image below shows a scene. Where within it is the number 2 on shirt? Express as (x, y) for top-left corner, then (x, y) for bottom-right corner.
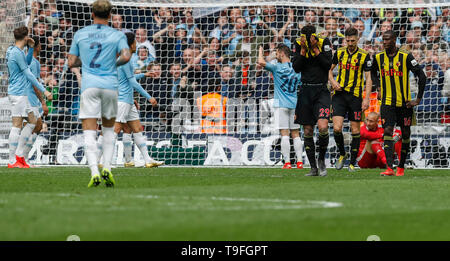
(89, 42), (102, 68)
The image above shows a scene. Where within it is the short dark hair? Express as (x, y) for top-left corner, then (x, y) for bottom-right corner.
(345, 27), (358, 37)
(383, 30), (397, 39)
(92, 0), (112, 19)
(276, 44), (291, 57)
(32, 36), (40, 48)
(125, 32), (135, 47)
(301, 24), (316, 35)
(13, 26), (28, 41)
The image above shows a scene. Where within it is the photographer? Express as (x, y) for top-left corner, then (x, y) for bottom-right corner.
(292, 24), (333, 176)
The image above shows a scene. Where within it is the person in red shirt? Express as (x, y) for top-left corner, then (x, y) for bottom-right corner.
(357, 112), (402, 168)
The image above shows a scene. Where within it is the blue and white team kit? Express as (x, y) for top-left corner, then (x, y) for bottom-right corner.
(116, 60), (152, 123)
(265, 61), (302, 130)
(69, 24), (129, 120)
(29, 56), (44, 118)
(6, 45), (46, 118)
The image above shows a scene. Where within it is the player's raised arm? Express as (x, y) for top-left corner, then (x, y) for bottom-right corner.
(257, 46), (266, 68)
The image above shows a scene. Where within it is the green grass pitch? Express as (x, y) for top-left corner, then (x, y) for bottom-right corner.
(0, 167), (449, 241)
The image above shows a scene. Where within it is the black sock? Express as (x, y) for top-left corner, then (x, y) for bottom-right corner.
(333, 131), (346, 156)
(304, 135), (317, 169)
(399, 139), (410, 168)
(318, 131), (329, 161)
(350, 133), (360, 165)
(384, 136), (394, 169)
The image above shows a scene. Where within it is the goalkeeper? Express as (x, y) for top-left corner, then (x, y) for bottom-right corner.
(357, 112), (402, 169)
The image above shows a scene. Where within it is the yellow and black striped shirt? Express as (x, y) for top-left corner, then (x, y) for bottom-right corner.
(372, 48), (420, 107)
(332, 47), (372, 98)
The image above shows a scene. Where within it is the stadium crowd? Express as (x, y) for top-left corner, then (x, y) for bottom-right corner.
(1, 1), (449, 147)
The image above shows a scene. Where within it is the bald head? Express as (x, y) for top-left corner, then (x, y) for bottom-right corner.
(366, 112), (380, 130)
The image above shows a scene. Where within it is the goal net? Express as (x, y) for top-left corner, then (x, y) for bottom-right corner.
(0, 0), (449, 168)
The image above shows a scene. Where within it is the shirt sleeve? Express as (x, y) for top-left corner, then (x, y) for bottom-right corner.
(26, 47), (33, 65)
(363, 55), (372, 72)
(406, 53), (426, 99)
(125, 64), (151, 100)
(371, 56), (380, 87)
(14, 51), (29, 72)
(360, 125), (383, 141)
(332, 52), (338, 65)
(117, 32), (129, 54)
(69, 34), (79, 56)
(23, 67), (46, 93)
(264, 62), (277, 73)
(130, 77), (151, 100)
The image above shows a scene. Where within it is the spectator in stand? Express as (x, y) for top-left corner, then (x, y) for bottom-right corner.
(149, 7), (173, 37)
(141, 63), (168, 121)
(208, 37), (223, 57)
(235, 51), (257, 133)
(135, 45), (155, 71)
(322, 17), (344, 50)
(404, 30), (424, 51)
(353, 19), (369, 47)
(426, 24), (449, 52)
(58, 16), (74, 47)
(222, 17), (245, 56)
(153, 23), (178, 69)
(111, 14), (131, 33)
(167, 63), (183, 99)
(219, 65), (242, 133)
(416, 63), (445, 123)
(298, 9), (324, 34)
(374, 20), (401, 47)
(261, 5), (283, 31)
(221, 18), (275, 65)
(174, 24), (189, 58)
(210, 16), (233, 42)
(135, 27), (157, 61)
(276, 9), (295, 48)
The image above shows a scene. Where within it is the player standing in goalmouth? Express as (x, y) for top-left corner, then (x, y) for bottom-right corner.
(372, 30), (426, 176)
(113, 32), (164, 168)
(68, 0), (131, 187)
(328, 27), (372, 172)
(257, 44), (304, 169)
(6, 26), (52, 168)
(292, 25), (333, 176)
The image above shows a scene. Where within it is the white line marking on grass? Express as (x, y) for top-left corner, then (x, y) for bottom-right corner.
(132, 194), (343, 211)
